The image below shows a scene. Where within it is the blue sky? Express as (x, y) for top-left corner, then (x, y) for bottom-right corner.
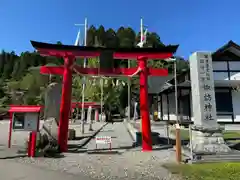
(0, 0), (239, 58)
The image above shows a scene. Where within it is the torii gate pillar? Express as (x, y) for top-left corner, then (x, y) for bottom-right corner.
(138, 57), (152, 151)
(58, 56), (74, 152)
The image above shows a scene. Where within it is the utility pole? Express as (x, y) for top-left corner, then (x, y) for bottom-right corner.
(140, 18), (143, 44)
(100, 78), (104, 121)
(75, 18), (88, 134)
(127, 59), (131, 121)
(166, 57), (181, 163)
(174, 60), (178, 124)
(73, 26), (81, 123)
(131, 18), (147, 121)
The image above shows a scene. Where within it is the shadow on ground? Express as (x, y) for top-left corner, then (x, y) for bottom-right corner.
(67, 122), (108, 153)
(0, 154), (27, 159)
(73, 136), (91, 140)
(87, 150), (122, 155)
(0, 147), (28, 159)
(157, 136), (189, 146)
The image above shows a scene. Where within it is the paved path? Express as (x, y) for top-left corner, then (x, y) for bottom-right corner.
(0, 120), (106, 159)
(131, 120), (170, 138)
(1, 159), (93, 180)
(87, 122), (134, 151)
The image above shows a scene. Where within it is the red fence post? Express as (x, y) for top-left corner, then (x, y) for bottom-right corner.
(8, 112), (13, 148)
(28, 132), (32, 157)
(30, 131), (37, 157)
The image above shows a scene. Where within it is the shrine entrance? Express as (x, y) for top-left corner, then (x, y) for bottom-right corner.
(30, 40), (178, 152)
(71, 102), (101, 121)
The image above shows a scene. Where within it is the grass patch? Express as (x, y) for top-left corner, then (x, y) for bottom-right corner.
(171, 129), (190, 140)
(223, 131), (240, 139)
(164, 162), (240, 180)
(170, 129), (240, 142)
(224, 131), (240, 143)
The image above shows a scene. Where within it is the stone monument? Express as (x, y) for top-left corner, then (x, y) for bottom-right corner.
(189, 52), (231, 154)
(44, 83), (62, 120)
(39, 82), (76, 153)
(40, 82), (62, 146)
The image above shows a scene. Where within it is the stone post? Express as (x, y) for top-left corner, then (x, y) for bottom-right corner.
(95, 109), (99, 122)
(133, 102), (138, 120)
(88, 106), (93, 131)
(189, 52), (231, 154)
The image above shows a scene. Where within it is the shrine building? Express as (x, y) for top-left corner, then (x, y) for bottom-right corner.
(157, 40), (240, 125)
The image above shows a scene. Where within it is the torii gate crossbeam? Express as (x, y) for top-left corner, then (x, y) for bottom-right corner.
(30, 40), (178, 152)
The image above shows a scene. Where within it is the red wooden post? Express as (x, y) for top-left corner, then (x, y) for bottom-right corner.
(58, 56), (74, 152)
(8, 112), (13, 148)
(28, 132), (32, 157)
(138, 57), (152, 151)
(30, 131), (37, 157)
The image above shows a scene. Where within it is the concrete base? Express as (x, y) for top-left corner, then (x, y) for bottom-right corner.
(68, 129), (76, 140)
(125, 122), (162, 146)
(190, 125), (231, 154)
(182, 146), (240, 163)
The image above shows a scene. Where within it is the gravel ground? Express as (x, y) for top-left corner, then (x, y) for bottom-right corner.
(13, 150), (180, 180)
(3, 120), (240, 179)
(4, 121), (180, 179)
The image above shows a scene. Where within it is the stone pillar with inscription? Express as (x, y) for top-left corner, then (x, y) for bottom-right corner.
(189, 52), (231, 154)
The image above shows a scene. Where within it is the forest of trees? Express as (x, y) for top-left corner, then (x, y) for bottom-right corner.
(0, 25), (189, 114)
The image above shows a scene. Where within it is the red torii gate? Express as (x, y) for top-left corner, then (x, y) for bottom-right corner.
(30, 41), (178, 152)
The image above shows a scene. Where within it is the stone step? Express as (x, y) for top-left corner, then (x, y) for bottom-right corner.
(192, 158), (240, 164)
(191, 151), (240, 163)
(202, 155), (240, 160)
(199, 151), (240, 159)
(202, 154), (240, 159)
(182, 147), (240, 163)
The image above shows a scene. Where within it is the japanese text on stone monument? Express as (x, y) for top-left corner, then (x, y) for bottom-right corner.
(190, 52), (217, 127)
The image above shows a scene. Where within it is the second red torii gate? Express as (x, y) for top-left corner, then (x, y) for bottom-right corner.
(31, 41), (178, 152)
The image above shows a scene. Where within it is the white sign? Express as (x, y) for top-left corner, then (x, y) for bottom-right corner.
(12, 112), (39, 131)
(190, 52), (218, 127)
(95, 136), (112, 144)
(24, 113), (39, 131)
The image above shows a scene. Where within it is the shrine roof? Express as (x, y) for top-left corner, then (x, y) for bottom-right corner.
(213, 40), (240, 55)
(212, 40), (240, 60)
(158, 41), (240, 94)
(8, 105), (42, 113)
(30, 41), (179, 54)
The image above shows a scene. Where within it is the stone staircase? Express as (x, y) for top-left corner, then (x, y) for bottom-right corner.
(182, 147), (240, 163)
(192, 151), (240, 163)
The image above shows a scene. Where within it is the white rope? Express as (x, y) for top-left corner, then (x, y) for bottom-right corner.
(73, 64), (142, 77)
(72, 64), (142, 90)
(128, 67), (142, 77)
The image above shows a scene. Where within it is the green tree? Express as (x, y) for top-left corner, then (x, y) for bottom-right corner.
(0, 24), (188, 115)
